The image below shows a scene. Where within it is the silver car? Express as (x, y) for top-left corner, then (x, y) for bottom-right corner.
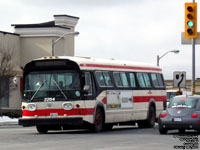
(158, 95), (200, 134)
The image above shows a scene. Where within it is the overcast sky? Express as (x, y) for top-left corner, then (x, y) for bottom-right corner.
(0, 0), (199, 79)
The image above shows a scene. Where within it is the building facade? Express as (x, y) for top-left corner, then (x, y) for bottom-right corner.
(0, 14), (79, 111)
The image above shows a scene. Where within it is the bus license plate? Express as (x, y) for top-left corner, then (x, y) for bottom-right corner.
(50, 113), (58, 117)
(174, 118), (182, 122)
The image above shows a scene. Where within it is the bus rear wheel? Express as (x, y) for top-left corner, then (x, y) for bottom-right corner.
(147, 107), (156, 127)
(36, 125), (48, 134)
(138, 106), (155, 128)
(104, 124), (113, 131)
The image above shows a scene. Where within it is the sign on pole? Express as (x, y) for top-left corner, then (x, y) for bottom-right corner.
(173, 71), (186, 88)
(181, 32), (200, 44)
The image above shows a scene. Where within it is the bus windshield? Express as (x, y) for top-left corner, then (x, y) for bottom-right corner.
(24, 70), (81, 101)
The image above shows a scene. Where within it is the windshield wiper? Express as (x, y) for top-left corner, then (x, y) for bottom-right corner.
(52, 79), (68, 100)
(30, 80), (47, 101)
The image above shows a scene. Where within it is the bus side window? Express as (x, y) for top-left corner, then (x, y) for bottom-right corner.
(95, 71), (106, 87)
(136, 73), (146, 88)
(103, 72), (113, 87)
(143, 73), (151, 87)
(113, 72), (123, 87)
(151, 73), (159, 87)
(120, 72), (129, 87)
(129, 73), (136, 88)
(157, 74), (164, 87)
(113, 72), (129, 87)
(85, 72), (93, 95)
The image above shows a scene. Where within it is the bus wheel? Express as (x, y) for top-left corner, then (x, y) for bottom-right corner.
(104, 124), (113, 131)
(36, 125), (48, 134)
(147, 106), (156, 128)
(138, 106), (155, 128)
(93, 108), (103, 132)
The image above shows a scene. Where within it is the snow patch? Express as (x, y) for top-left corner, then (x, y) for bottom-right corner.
(0, 116), (18, 122)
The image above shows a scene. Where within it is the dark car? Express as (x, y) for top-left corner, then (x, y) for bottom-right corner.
(158, 95), (200, 134)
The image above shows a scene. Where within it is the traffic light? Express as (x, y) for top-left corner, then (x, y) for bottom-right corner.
(185, 3), (197, 38)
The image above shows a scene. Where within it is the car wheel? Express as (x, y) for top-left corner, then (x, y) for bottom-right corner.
(36, 125), (48, 134)
(159, 124), (168, 134)
(92, 108), (103, 132)
(179, 129), (185, 134)
(159, 128), (168, 134)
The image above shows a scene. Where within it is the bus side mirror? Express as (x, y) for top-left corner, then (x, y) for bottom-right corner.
(83, 85), (90, 94)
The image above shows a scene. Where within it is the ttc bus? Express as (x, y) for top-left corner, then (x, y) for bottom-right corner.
(19, 56), (167, 133)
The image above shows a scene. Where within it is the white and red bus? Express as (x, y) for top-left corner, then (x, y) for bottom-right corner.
(19, 56), (166, 133)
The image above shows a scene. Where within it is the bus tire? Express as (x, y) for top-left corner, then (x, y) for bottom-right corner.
(93, 107), (103, 132)
(138, 106), (155, 128)
(146, 106), (156, 128)
(36, 125), (48, 134)
(104, 124), (113, 131)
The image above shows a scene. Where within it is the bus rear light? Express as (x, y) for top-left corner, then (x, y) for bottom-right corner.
(76, 104), (80, 108)
(161, 112), (167, 118)
(191, 113), (198, 118)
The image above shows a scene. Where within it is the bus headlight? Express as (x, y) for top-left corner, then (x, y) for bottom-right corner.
(62, 102), (73, 110)
(27, 103), (37, 111)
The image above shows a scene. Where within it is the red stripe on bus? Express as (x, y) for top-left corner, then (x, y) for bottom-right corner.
(80, 64), (161, 71)
(134, 96), (166, 103)
(22, 108), (95, 117)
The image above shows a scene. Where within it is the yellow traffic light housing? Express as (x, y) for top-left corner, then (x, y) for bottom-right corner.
(176, 91), (182, 95)
(185, 3), (197, 38)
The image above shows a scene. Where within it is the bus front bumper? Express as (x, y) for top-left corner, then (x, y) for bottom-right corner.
(19, 117), (83, 127)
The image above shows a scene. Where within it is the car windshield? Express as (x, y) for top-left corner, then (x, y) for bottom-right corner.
(24, 70), (81, 101)
(169, 97), (199, 109)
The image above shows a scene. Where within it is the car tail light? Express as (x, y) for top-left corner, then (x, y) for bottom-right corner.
(191, 113), (198, 118)
(161, 112), (167, 118)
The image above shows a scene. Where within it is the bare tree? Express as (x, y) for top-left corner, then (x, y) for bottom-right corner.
(0, 47), (14, 116)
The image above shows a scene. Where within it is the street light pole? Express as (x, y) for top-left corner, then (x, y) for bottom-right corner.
(157, 50), (180, 66)
(52, 31), (79, 56)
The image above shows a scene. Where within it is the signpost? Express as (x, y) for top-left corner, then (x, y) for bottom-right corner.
(173, 71), (186, 88)
(181, 32), (200, 44)
(173, 71), (186, 95)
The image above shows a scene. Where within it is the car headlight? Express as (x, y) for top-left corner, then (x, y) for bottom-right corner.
(62, 102), (73, 110)
(27, 103), (37, 111)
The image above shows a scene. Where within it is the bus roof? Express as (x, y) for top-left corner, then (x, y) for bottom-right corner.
(33, 56), (162, 73)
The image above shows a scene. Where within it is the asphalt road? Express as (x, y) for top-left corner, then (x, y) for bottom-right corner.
(0, 124), (199, 150)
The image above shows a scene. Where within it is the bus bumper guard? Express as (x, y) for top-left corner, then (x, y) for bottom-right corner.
(19, 117), (83, 127)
